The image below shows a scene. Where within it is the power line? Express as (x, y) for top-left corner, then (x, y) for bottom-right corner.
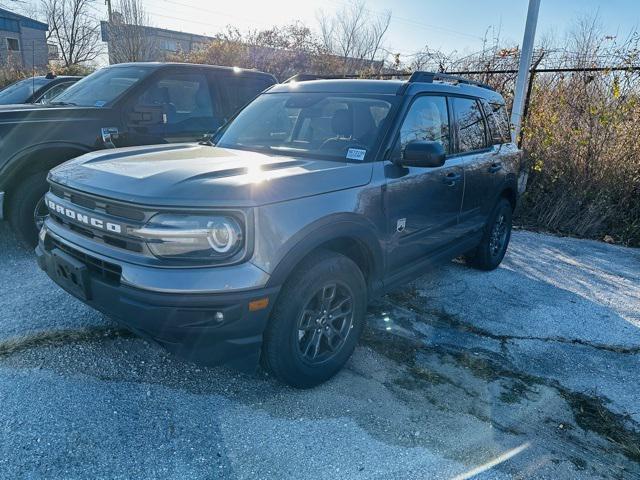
(324, 0), (486, 41)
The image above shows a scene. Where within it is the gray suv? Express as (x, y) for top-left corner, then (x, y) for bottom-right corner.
(36, 72), (523, 388)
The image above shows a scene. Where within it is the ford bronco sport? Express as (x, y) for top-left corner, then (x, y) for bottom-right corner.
(36, 72), (523, 388)
(0, 62), (276, 247)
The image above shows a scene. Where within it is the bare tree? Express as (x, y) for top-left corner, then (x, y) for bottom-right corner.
(317, 0), (391, 74)
(108, 0), (158, 63)
(42, 0), (102, 67)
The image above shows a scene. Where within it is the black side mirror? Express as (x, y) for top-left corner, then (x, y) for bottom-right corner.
(400, 141), (446, 168)
(128, 105), (165, 126)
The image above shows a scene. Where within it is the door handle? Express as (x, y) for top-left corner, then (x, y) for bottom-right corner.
(489, 162), (503, 173)
(443, 172), (461, 186)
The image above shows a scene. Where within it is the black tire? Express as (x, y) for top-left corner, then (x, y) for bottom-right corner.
(7, 171), (49, 248)
(466, 198), (513, 271)
(262, 250), (367, 388)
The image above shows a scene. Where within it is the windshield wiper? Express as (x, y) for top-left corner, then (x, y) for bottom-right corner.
(49, 101), (77, 106)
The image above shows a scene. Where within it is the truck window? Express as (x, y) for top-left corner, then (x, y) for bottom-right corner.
(54, 66), (151, 107)
(453, 97), (488, 153)
(36, 82), (74, 103)
(217, 75), (274, 118)
(132, 72), (216, 133)
(398, 95), (450, 154)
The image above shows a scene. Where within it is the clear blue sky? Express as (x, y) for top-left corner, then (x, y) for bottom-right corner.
(16, 0), (640, 60)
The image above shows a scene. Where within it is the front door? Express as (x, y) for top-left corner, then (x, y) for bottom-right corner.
(384, 95), (464, 277)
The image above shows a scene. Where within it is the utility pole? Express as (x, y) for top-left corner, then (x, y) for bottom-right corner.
(105, 0), (113, 22)
(510, 0), (541, 143)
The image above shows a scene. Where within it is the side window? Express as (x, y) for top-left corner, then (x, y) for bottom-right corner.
(132, 72), (215, 129)
(218, 76), (274, 118)
(6, 38), (20, 51)
(480, 99), (511, 144)
(493, 103), (511, 144)
(37, 82), (73, 103)
(398, 95), (450, 155)
(453, 97), (488, 153)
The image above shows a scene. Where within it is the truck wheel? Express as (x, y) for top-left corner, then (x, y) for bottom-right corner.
(466, 198), (512, 271)
(7, 171), (49, 248)
(262, 250), (367, 388)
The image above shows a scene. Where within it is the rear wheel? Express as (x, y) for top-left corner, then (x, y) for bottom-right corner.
(7, 171), (49, 248)
(262, 250), (367, 388)
(466, 198), (512, 271)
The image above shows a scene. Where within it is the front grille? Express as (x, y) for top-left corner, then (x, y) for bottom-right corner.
(47, 184), (150, 253)
(48, 236), (122, 284)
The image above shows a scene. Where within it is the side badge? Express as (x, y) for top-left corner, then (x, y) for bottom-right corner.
(101, 127), (119, 149)
(396, 218), (406, 233)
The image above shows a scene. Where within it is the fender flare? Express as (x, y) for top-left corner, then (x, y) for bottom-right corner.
(0, 141), (93, 191)
(265, 213), (385, 293)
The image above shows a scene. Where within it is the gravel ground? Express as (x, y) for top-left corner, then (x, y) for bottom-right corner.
(0, 221), (639, 479)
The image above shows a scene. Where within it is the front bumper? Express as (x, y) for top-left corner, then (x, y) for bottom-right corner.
(36, 228), (280, 371)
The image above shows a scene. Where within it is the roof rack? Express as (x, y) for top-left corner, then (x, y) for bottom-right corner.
(283, 74), (346, 83)
(408, 71), (495, 91)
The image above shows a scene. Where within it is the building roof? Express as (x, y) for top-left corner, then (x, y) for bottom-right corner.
(0, 7), (48, 31)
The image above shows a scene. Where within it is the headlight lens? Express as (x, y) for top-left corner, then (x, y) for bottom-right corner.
(131, 214), (244, 262)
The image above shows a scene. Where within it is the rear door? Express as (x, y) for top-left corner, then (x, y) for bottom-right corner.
(451, 96), (496, 234)
(383, 94), (465, 276)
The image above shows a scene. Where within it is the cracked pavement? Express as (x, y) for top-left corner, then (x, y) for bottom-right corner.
(0, 221), (639, 479)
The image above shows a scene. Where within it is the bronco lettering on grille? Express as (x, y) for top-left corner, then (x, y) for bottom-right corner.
(46, 199), (122, 234)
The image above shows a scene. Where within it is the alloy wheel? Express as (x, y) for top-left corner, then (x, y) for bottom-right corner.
(296, 282), (354, 364)
(489, 212), (509, 258)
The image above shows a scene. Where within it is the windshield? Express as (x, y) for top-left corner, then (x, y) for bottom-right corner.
(216, 92), (395, 161)
(52, 65), (153, 107)
(0, 77), (49, 105)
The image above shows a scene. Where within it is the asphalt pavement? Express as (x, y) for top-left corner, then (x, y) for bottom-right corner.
(0, 221), (638, 479)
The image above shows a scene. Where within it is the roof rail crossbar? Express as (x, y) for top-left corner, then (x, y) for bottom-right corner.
(408, 71), (495, 91)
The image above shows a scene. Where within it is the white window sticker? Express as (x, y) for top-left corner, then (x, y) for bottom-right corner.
(346, 148), (366, 161)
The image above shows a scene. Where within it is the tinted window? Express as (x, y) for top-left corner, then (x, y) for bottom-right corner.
(54, 66), (152, 107)
(218, 75), (274, 117)
(132, 72), (215, 131)
(0, 77), (49, 104)
(485, 101), (511, 144)
(399, 95), (450, 154)
(216, 92), (395, 161)
(36, 82), (74, 103)
(453, 97), (487, 153)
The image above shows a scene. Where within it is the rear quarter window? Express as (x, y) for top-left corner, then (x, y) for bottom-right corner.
(481, 99), (511, 144)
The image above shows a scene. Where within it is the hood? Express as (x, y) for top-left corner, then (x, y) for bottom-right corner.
(49, 144), (374, 208)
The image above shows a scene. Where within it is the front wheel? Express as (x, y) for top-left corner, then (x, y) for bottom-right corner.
(7, 171), (49, 248)
(262, 250), (367, 388)
(466, 198), (513, 271)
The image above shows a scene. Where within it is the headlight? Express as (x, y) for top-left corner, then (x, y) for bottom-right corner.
(130, 214), (244, 262)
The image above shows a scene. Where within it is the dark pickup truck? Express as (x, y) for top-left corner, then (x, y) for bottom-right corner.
(0, 62), (276, 246)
